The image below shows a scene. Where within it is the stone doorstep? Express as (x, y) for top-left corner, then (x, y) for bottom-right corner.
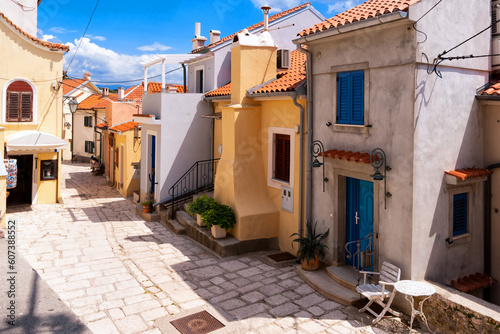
(297, 265), (362, 306)
(326, 265), (364, 293)
(174, 210), (278, 257)
(135, 203), (161, 222)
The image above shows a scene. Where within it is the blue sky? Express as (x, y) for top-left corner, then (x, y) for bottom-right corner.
(36, 0), (362, 87)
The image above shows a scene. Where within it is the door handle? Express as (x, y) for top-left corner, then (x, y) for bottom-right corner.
(355, 211), (359, 225)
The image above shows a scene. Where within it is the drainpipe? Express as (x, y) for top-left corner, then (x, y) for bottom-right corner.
(94, 126), (103, 164)
(297, 43), (313, 227)
(182, 64), (187, 93)
(485, 162), (500, 301)
(291, 92), (305, 238)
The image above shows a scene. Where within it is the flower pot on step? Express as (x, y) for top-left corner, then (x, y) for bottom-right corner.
(211, 225), (226, 239)
(142, 204), (151, 213)
(196, 214), (206, 227)
(301, 255), (320, 271)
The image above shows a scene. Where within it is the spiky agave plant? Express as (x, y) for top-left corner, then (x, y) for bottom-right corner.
(290, 221), (329, 262)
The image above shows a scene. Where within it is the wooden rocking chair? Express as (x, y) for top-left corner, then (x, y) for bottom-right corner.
(356, 261), (402, 324)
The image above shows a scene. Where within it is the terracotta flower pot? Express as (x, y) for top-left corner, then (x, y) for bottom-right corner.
(142, 204), (151, 213)
(211, 225), (226, 239)
(196, 214), (206, 227)
(301, 255), (320, 271)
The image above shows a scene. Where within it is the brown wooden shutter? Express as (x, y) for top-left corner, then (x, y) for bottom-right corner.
(21, 92), (33, 121)
(7, 92), (20, 122)
(274, 134), (290, 182)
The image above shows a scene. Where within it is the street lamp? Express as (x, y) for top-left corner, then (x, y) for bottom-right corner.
(311, 140), (328, 192)
(370, 148), (391, 209)
(68, 97), (78, 114)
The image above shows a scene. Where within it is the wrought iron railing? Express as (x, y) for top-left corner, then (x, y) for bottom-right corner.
(154, 158), (219, 216)
(345, 232), (376, 272)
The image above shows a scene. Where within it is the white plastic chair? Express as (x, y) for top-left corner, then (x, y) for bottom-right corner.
(356, 261), (402, 324)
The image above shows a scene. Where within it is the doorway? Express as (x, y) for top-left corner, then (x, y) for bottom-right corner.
(7, 155), (33, 205)
(345, 177), (374, 270)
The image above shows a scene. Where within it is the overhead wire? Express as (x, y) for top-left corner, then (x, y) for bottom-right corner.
(10, 0), (36, 11)
(67, 66), (183, 84)
(412, 0), (444, 44)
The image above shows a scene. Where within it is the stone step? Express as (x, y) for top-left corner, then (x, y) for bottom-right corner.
(297, 265), (362, 306)
(326, 265), (364, 293)
(175, 210), (278, 257)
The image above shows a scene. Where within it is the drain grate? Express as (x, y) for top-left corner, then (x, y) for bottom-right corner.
(267, 252), (296, 262)
(170, 311), (224, 334)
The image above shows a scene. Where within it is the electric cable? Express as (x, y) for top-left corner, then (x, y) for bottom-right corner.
(412, 0), (444, 44)
(10, 0), (36, 11)
(67, 66), (183, 84)
(65, 0), (100, 74)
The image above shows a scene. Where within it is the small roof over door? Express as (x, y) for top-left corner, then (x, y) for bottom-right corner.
(6, 131), (67, 152)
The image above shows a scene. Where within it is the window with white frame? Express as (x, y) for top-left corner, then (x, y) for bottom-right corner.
(448, 186), (472, 245)
(84, 116), (93, 127)
(85, 140), (95, 154)
(268, 127), (295, 189)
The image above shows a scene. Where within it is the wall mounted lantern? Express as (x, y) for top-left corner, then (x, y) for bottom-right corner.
(370, 148), (392, 209)
(68, 97), (78, 114)
(311, 140), (328, 192)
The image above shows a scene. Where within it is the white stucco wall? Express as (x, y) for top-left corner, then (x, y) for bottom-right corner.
(73, 109), (103, 161)
(141, 93), (212, 203)
(3, 0), (38, 36)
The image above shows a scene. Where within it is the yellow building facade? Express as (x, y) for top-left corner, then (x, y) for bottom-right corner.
(207, 30), (308, 254)
(0, 10), (68, 226)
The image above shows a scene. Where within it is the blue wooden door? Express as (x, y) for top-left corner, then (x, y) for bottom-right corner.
(345, 177), (374, 270)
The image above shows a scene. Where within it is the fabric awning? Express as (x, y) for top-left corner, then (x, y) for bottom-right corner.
(6, 131), (67, 152)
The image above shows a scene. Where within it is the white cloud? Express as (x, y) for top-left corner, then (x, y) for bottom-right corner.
(87, 34), (107, 41)
(250, 0), (301, 13)
(327, 0), (364, 14)
(64, 38), (182, 85)
(137, 42), (172, 52)
(41, 34), (56, 41)
(49, 27), (76, 34)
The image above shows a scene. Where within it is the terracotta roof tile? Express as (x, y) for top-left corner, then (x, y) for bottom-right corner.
(319, 149), (371, 164)
(478, 78), (500, 96)
(0, 12), (69, 51)
(147, 82), (185, 93)
(109, 121), (138, 133)
(450, 273), (496, 293)
(445, 168), (492, 181)
(299, 0), (421, 37)
(123, 84), (144, 101)
(63, 79), (86, 95)
(191, 3), (312, 54)
(205, 82), (231, 98)
(78, 94), (118, 110)
(252, 50), (306, 94)
(95, 122), (107, 128)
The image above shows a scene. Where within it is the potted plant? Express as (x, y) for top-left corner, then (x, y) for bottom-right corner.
(290, 221), (329, 271)
(186, 195), (215, 226)
(142, 200), (152, 213)
(201, 202), (236, 239)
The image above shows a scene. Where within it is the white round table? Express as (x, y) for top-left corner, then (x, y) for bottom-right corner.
(394, 280), (436, 332)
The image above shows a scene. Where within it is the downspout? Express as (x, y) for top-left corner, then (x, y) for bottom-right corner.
(182, 64), (187, 93)
(297, 43), (313, 228)
(485, 162), (500, 301)
(291, 92), (305, 238)
(94, 125), (103, 164)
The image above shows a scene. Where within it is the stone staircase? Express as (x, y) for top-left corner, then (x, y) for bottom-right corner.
(297, 264), (364, 306)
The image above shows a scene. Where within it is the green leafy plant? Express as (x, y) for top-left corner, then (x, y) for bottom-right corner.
(187, 195), (216, 216)
(290, 221), (329, 262)
(142, 201), (152, 206)
(201, 202), (235, 230)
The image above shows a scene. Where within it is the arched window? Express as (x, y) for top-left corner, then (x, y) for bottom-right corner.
(6, 81), (33, 122)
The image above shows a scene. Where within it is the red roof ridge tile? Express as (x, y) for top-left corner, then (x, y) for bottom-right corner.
(0, 12), (69, 51)
(109, 121), (138, 133)
(191, 3), (312, 54)
(445, 167), (492, 181)
(319, 149), (371, 164)
(450, 273), (496, 293)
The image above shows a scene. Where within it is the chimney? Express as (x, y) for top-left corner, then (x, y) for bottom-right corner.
(118, 87), (125, 100)
(210, 30), (221, 44)
(84, 72), (91, 81)
(166, 86), (177, 94)
(102, 87), (109, 97)
(191, 22), (207, 50)
(261, 6), (271, 31)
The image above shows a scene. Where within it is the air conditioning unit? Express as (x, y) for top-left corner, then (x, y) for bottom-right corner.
(492, 37), (500, 68)
(277, 49), (290, 69)
(493, 0), (500, 36)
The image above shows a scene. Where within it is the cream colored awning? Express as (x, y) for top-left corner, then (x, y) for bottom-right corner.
(6, 131), (67, 152)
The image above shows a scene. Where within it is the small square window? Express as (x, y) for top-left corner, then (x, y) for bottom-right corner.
(40, 160), (57, 181)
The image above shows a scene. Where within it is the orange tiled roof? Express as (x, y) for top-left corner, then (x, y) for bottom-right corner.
(205, 82), (231, 98)
(148, 82), (185, 93)
(109, 121), (138, 133)
(78, 94), (118, 110)
(445, 168), (492, 181)
(63, 79), (86, 95)
(123, 84), (144, 101)
(252, 50), (306, 94)
(319, 149), (371, 164)
(479, 79), (500, 96)
(191, 3), (312, 54)
(450, 273), (496, 293)
(0, 12), (70, 51)
(299, 0), (421, 37)
(95, 122), (107, 128)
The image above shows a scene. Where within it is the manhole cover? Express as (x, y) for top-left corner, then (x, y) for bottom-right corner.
(267, 252), (296, 262)
(170, 311), (224, 334)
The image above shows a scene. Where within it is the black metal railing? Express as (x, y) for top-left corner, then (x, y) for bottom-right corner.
(345, 231), (376, 272)
(154, 158), (219, 216)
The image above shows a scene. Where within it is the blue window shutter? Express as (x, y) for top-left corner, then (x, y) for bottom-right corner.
(337, 72), (350, 124)
(453, 193), (468, 236)
(351, 71), (364, 125)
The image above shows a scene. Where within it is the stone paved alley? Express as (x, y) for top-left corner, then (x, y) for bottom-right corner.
(4, 162), (426, 334)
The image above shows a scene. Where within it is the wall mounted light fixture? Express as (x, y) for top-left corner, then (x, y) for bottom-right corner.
(370, 148), (391, 209)
(311, 140), (328, 192)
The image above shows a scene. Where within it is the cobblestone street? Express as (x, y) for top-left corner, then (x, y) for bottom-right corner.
(6, 162), (422, 334)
